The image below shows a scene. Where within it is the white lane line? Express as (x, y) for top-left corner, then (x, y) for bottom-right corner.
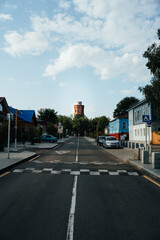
(70, 171), (80, 175)
(13, 169), (24, 173)
(43, 168), (53, 171)
(51, 170), (61, 174)
(128, 172), (139, 176)
(76, 137), (79, 162)
(98, 170), (109, 173)
(25, 168), (35, 171)
(62, 169), (71, 172)
(32, 170), (42, 174)
(109, 172), (119, 175)
(117, 170), (127, 173)
(80, 169), (90, 173)
(66, 176), (78, 240)
(90, 171), (100, 176)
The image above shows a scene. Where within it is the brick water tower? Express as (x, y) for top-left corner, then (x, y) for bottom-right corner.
(74, 101), (84, 117)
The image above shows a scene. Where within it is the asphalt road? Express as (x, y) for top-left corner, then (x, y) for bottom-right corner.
(0, 137), (160, 240)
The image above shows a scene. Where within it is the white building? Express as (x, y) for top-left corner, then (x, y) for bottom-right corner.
(128, 99), (152, 145)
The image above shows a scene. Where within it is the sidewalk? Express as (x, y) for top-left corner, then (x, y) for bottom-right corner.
(86, 137), (160, 181)
(0, 151), (37, 173)
(0, 139), (65, 173)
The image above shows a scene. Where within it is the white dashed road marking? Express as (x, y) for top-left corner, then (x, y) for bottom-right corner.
(12, 168), (139, 176)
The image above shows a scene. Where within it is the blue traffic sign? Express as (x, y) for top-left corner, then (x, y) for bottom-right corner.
(147, 120), (152, 127)
(142, 115), (149, 122)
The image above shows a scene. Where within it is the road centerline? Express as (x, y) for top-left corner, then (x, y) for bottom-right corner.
(66, 175), (78, 240)
(76, 137), (79, 162)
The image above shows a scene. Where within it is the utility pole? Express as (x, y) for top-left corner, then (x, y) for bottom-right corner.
(7, 113), (11, 159)
(15, 109), (18, 151)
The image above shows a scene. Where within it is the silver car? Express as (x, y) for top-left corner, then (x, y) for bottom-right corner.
(103, 136), (120, 149)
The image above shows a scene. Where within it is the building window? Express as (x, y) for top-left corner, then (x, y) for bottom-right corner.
(137, 111), (139, 121)
(123, 122), (126, 129)
(0, 104), (3, 112)
(140, 129), (142, 136)
(135, 130), (137, 136)
(135, 112), (137, 121)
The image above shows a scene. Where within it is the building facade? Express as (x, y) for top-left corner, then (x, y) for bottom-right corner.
(128, 99), (160, 145)
(109, 115), (129, 140)
(0, 97), (10, 124)
(10, 107), (37, 140)
(74, 101), (84, 117)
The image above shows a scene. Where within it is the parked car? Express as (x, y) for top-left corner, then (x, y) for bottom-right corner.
(41, 134), (57, 143)
(102, 136), (120, 149)
(97, 136), (106, 146)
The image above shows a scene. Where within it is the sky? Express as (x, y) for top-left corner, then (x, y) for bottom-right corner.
(0, 0), (160, 120)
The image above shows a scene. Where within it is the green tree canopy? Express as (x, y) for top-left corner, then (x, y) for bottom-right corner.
(58, 115), (73, 135)
(139, 29), (160, 118)
(113, 97), (139, 118)
(72, 116), (90, 136)
(37, 108), (58, 124)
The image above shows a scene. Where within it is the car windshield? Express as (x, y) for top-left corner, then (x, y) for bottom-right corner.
(106, 137), (117, 141)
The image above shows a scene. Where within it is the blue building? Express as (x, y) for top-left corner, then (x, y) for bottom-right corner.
(109, 114), (129, 140)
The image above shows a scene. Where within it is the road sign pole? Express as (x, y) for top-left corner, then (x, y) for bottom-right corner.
(7, 113), (11, 159)
(145, 122), (147, 150)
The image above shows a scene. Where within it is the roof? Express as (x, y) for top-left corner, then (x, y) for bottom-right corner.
(110, 114), (128, 123)
(127, 98), (147, 111)
(0, 97), (10, 113)
(9, 107), (35, 123)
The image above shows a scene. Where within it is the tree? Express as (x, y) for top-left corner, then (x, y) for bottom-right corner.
(98, 116), (110, 133)
(72, 116), (90, 136)
(37, 108), (58, 124)
(113, 97), (139, 118)
(89, 116), (110, 138)
(46, 122), (57, 136)
(139, 29), (160, 118)
(58, 115), (73, 136)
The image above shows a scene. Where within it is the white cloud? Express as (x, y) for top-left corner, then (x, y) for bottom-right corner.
(2, 0), (159, 84)
(59, 0), (70, 9)
(4, 31), (49, 56)
(0, 14), (13, 21)
(4, 3), (17, 9)
(121, 86), (138, 96)
(59, 82), (68, 87)
(43, 44), (150, 82)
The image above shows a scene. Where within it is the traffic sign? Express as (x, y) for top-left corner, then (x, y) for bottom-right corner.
(142, 115), (149, 122)
(147, 120), (152, 127)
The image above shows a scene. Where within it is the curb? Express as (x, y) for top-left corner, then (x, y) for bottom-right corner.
(93, 140), (160, 182)
(0, 140), (67, 175)
(0, 153), (37, 175)
(126, 160), (160, 182)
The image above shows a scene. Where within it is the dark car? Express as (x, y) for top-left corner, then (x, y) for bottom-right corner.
(41, 134), (57, 143)
(97, 136), (106, 146)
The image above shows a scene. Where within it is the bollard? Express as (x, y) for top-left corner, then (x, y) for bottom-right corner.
(152, 152), (160, 169)
(138, 148), (140, 160)
(142, 150), (149, 164)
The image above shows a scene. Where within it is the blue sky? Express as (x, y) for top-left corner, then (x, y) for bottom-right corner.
(0, 0), (160, 119)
